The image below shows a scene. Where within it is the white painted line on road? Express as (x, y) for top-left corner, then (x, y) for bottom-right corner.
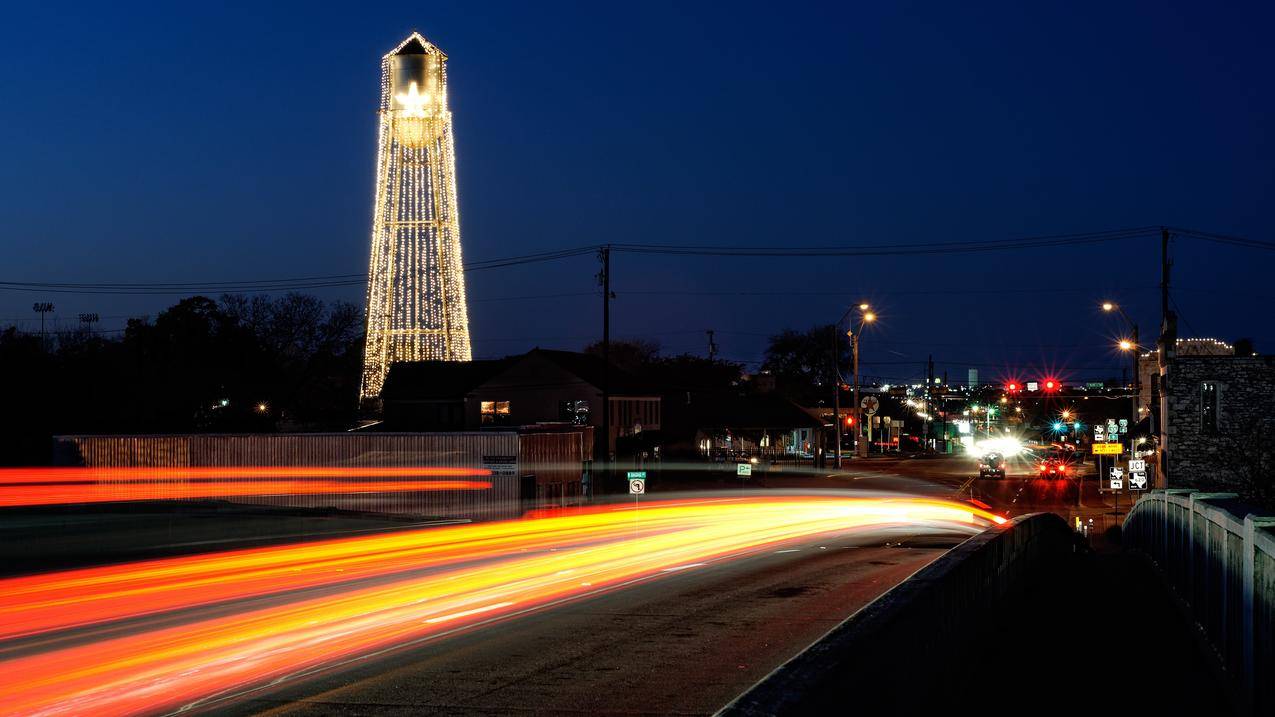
(661, 563), (707, 573)
(773, 549), (800, 554)
(424, 601), (515, 624)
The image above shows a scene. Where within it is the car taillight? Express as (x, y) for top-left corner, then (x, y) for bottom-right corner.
(1039, 464), (1047, 472)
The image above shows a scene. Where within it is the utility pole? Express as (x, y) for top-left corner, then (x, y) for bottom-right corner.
(78, 313), (99, 333)
(833, 325), (842, 468)
(1157, 227), (1174, 488)
(598, 246), (612, 493)
(33, 302), (55, 351)
(927, 355), (935, 451)
(706, 330), (717, 361)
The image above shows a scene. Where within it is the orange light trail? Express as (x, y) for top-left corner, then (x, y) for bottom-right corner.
(0, 496), (1005, 716)
(0, 466), (492, 508)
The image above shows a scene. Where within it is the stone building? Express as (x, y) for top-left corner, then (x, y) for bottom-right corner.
(1137, 338), (1234, 414)
(1162, 350), (1275, 497)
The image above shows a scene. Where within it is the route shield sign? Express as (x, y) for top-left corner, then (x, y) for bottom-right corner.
(1129, 472), (1148, 490)
(1118, 418), (1129, 434)
(1109, 467), (1124, 490)
(860, 396), (880, 415)
(628, 478), (646, 495)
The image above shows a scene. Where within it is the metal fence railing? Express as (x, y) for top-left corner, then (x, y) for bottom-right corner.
(1124, 489), (1275, 715)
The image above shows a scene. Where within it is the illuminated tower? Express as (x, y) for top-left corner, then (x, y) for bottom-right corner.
(361, 31), (472, 402)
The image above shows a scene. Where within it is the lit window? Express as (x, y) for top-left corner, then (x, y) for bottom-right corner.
(481, 400), (511, 426)
(1200, 382), (1218, 434)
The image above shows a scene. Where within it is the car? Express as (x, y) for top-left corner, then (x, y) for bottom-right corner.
(978, 452), (1006, 479)
(1036, 456), (1072, 479)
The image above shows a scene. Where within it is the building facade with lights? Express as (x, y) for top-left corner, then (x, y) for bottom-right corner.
(361, 32), (472, 403)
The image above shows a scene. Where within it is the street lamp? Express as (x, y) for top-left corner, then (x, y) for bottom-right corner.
(832, 303), (875, 467)
(1102, 301), (1141, 456)
(851, 307), (875, 459)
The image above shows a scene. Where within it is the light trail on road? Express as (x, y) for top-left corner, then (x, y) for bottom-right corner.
(0, 466), (493, 508)
(0, 494), (1005, 716)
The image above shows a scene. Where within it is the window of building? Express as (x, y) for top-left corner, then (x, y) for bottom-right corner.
(481, 400), (511, 426)
(1200, 382), (1218, 434)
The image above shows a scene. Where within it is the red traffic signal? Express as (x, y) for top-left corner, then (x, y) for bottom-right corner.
(1006, 382), (1020, 393)
(1043, 378), (1059, 392)
(845, 415), (855, 426)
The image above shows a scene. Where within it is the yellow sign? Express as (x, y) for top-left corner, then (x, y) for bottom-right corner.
(1092, 442), (1123, 455)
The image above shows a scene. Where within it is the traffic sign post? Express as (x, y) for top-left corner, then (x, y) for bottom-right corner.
(1109, 467), (1124, 490)
(628, 477), (645, 494)
(736, 463), (752, 477)
(861, 396), (879, 455)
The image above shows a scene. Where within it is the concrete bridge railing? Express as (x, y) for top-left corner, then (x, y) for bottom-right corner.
(1124, 489), (1275, 715)
(720, 512), (1078, 716)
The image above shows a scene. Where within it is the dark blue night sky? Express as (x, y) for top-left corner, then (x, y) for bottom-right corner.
(2, 1), (1272, 384)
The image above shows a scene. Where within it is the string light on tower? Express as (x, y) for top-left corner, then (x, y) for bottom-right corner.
(361, 32), (472, 403)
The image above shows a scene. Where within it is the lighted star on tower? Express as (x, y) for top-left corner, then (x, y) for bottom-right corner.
(395, 81), (430, 118)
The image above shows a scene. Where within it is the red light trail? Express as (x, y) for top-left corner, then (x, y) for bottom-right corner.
(0, 466), (492, 508)
(0, 495), (1004, 716)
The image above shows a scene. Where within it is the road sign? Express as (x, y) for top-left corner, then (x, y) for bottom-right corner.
(1109, 467), (1124, 490)
(1094, 425), (1105, 438)
(860, 396), (880, 415)
(1129, 471), (1148, 490)
(1129, 459), (1146, 472)
(1092, 442), (1123, 455)
(626, 470), (647, 480)
(1106, 420), (1119, 435)
(1027, 381), (1039, 392)
(628, 478), (645, 495)
(1118, 418), (1129, 434)
(736, 463), (752, 476)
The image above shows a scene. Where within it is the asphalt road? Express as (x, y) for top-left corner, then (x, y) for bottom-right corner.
(236, 530), (955, 716)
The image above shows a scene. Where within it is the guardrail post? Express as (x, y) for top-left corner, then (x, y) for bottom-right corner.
(1243, 514), (1275, 714)
(1166, 490), (1196, 594)
(1191, 494), (1237, 655)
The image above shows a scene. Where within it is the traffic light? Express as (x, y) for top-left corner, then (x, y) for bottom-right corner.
(845, 415), (854, 427)
(1006, 382), (1020, 393)
(1043, 378), (1059, 393)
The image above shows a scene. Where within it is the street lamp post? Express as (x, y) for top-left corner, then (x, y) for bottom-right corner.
(852, 306), (875, 459)
(832, 304), (874, 468)
(1103, 302), (1141, 452)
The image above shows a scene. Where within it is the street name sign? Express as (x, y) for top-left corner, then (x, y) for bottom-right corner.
(1093, 442), (1123, 455)
(626, 471), (647, 480)
(737, 463), (752, 476)
(628, 478), (645, 495)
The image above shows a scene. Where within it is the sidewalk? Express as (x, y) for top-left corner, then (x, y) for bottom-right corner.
(965, 536), (1234, 713)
